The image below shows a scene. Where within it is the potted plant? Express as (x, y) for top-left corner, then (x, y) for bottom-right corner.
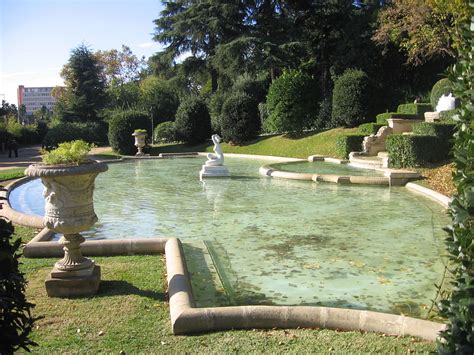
(25, 140), (108, 297)
(132, 129), (147, 156)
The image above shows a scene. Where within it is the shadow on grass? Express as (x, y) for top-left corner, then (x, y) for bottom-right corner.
(98, 280), (166, 301)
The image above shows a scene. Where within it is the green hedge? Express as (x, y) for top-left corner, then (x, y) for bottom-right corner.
(358, 123), (386, 135)
(396, 103), (432, 117)
(335, 134), (365, 159)
(108, 108), (150, 155)
(331, 69), (372, 128)
(376, 112), (396, 124)
(174, 96), (211, 145)
(412, 122), (455, 154)
(43, 121), (108, 149)
(264, 69), (317, 134)
(153, 121), (176, 143)
(386, 134), (450, 168)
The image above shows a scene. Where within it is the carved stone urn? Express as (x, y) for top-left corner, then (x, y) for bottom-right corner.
(25, 161), (108, 297)
(132, 131), (147, 156)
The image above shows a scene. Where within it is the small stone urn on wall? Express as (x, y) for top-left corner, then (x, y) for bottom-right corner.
(25, 160), (108, 297)
(132, 130), (147, 156)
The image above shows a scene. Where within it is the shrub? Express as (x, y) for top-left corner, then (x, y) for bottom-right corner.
(335, 134), (366, 159)
(358, 123), (386, 135)
(18, 126), (41, 145)
(315, 96), (333, 130)
(220, 91), (260, 143)
(412, 122), (455, 153)
(396, 103), (432, 117)
(439, 109), (457, 122)
(386, 134), (450, 168)
(331, 69), (373, 128)
(108, 108), (150, 155)
(174, 96), (212, 144)
(36, 121), (49, 140)
(376, 112), (396, 124)
(43, 121), (108, 149)
(41, 140), (94, 165)
(430, 78), (452, 109)
(0, 124), (12, 150)
(0, 218), (37, 353)
(153, 121), (176, 143)
(264, 69), (317, 134)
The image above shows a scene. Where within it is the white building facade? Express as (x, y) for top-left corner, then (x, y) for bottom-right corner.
(17, 85), (57, 115)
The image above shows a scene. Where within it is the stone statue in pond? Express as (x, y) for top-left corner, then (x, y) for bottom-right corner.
(200, 134), (230, 179)
(205, 134), (224, 166)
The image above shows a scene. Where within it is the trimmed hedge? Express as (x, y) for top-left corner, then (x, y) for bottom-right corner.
(439, 109), (457, 122)
(358, 123), (386, 135)
(153, 121), (176, 143)
(335, 134), (365, 159)
(331, 69), (372, 128)
(412, 122), (455, 153)
(264, 69), (317, 134)
(376, 112), (396, 124)
(174, 96), (212, 145)
(108, 108), (150, 155)
(220, 91), (260, 144)
(43, 121), (108, 149)
(396, 103), (432, 117)
(386, 134), (450, 168)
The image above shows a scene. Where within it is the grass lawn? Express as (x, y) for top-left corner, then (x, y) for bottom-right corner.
(0, 168), (26, 182)
(150, 128), (359, 159)
(13, 225), (438, 353)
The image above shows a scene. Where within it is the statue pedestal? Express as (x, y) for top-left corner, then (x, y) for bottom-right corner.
(45, 265), (101, 298)
(199, 165), (230, 179)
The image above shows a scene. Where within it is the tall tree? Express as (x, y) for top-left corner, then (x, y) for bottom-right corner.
(95, 45), (147, 86)
(57, 44), (107, 122)
(373, 0), (469, 65)
(153, 0), (245, 92)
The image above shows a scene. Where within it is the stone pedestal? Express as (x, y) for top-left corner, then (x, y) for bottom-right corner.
(199, 165), (230, 179)
(46, 265), (101, 298)
(387, 118), (423, 134)
(424, 111), (440, 122)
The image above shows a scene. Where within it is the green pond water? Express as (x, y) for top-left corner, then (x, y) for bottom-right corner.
(12, 157), (449, 317)
(270, 161), (384, 176)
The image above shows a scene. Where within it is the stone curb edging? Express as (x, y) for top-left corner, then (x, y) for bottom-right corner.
(0, 177), (43, 228)
(22, 233), (446, 341)
(261, 156), (424, 187)
(164, 238), (445, 340)
(259, 165), (391, 186)
(405, 183), (452, 208)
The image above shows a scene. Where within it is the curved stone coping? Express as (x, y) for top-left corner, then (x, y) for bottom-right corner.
(164, 238), (445, 340)
(0, 177), (43, 228)
(22, 234), (445, 340)
(259, 165), (390, 186)
(405, 183), (452, 208)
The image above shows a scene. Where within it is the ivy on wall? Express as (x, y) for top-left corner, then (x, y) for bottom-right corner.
(437, 3), (474, 353)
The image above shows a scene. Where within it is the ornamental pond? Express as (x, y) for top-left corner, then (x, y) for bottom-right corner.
(11, 157), (449, 317)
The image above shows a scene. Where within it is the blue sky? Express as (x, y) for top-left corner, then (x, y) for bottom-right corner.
(0, 0), (164, 105)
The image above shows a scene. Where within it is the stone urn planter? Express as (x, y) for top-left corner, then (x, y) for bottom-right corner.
(25, 161), (108, 297)
(132, 131), (147, 156)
